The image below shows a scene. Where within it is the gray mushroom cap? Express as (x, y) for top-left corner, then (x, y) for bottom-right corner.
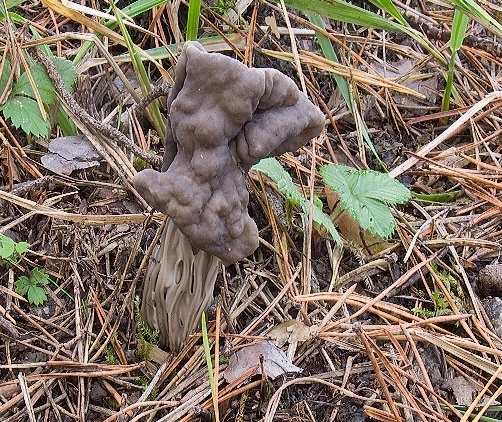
(133, 42), (324, 265)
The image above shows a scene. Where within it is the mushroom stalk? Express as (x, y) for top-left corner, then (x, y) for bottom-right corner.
(141, 218), (220, 351)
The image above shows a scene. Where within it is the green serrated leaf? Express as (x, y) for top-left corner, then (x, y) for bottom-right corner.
(14, 275), (31, 296)
(350, 197), (395, 238)
(29, 268), (51, 286)
(15, 241), (29, 255)
(2, 96), (50, 137)
(320, 164), (411, 239)
(52, 57), (77, 91)
(14, 268), (50, 306)
(0, 235), (16, 259)
(12, 63), (55, 104)
(27, 285), (47, 306)
(253, 158), (304, 206)
(321, 165), (411, 205)
(0, 59), (12, 96)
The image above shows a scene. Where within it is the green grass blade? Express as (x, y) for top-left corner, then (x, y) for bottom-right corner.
(111, 34), (244, 62)
(306, 12), (351, 110)
(186, 0), (202, 41)
(447, 0), (502, 37)
(307, 12), (385, 168)
(272, 0), (405, 32)
(110, 0), (166, 137)
(269, 0), (446, 65)
(106, 0), (169, 30)
(450, 9), (469, 52)
(368, 0), (409, 26)
(121, 0), (169, 18)
(201, 312), (217, 418)
(441, 10), (468, 115)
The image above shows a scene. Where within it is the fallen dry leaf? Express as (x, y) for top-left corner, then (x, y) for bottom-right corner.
(267, 320), (317, 347)
(224, 341), (302, 383)
(41, 135), (100, 175)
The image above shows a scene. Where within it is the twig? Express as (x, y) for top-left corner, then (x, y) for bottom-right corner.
(18, 373), (36, 422)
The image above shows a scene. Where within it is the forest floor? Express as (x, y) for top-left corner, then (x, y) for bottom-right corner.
(0, 0), (502, 421)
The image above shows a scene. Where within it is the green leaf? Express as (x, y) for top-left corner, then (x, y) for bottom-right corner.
(368, 0), (409, 26)
(253, 158), (342, 246)
(270, 0), (406, 32)
(110, 0), (166, 137)
(450, 9), (469, 53)
(0, 235), (16, 259)
(14, 268), (51, 306)
(29, 268), (51, 286)
(186, 0), (202, 41)
(320, 165), (411, 239)
(27, 285), (48, 306)
(269, 0), (445, 65)
(15, 241), (29, 255)
(304, 202), (343, 246)
(11, 57), (76, 105)
(0, 59), (12, 95)
(446, 0), (502, 38)
(306, 13), (385, 168)
(6, 0), (26, 8)
(14, 275), (31, 296)
(52, 57), (78, 91)
(253, 157), (303, 206)
(12, 62), (55, 104)
(2, 96), (50, 137)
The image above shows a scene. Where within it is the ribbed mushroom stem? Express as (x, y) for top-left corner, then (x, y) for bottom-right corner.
(141, 218), (220, 352)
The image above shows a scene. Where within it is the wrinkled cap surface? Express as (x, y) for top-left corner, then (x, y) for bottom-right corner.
(134, 42), (324, 265)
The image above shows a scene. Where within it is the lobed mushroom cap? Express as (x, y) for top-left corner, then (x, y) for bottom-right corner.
(134, 42), (325, 265)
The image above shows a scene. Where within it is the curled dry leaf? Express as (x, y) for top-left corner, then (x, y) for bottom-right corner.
(41, 135), (100, 175)
(368, 58), (439, 118)
(267, 320), (318, 347)
(443, 376), (479, 406)
(224, 341), (302, 383)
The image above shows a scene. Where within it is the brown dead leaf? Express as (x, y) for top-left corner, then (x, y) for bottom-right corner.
(41, 135), (101, 175)
(443, 376), (479, 406)
(267, 320), (317, 347)
(224, 341), (302, 383)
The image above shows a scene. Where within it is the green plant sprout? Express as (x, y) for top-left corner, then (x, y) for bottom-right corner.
(134, 295), (159, 360)
(441, 9), (469, 120)
(412, 291), (452, 318)
(104, 346), (119, 365)
(201, 311), (219, 421)
(320, 164), (411, 239)
(253, 157), (342, 246)
(0, 234), (29, 263)
(412, 264), (465, 318)
(0, 56), (77, 137)
(14, 268), (52, 306)
(212, 0), (238, 16)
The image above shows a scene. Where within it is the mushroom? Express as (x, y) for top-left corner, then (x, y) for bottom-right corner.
(134, 42), (324, 351)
